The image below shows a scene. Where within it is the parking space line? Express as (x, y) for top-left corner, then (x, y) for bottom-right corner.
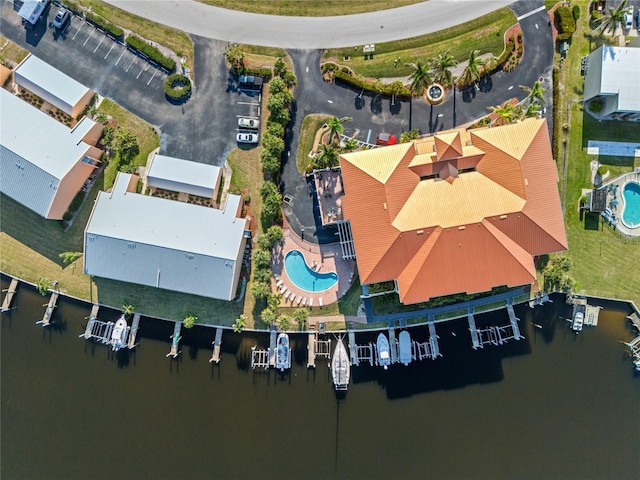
(93, 35), (105, 53)
(147, 70), (157, 86)
(136, 66), (146, 79)
(115, 48), (126, 66)
(104, 42), (116, 59)
(72, 21), (85, 40)
(238, 101), (260, 106)
(83, 28), (95, 47)
(125, 57), (136, 72)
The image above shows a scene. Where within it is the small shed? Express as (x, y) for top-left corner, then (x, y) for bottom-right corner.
(14, 54), (94, 118)
(145, 153), (221, 200)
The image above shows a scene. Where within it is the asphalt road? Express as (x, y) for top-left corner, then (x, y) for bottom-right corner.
(1, 0), (251, 165)
(104, 0), (515, 49)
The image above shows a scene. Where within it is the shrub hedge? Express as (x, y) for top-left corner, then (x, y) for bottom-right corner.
(332, 70), (412, 96)
(164, 74), (191, 100)
(243, 66), (272, 80)
(126, 35), (176, 72)
(572, 5), (580, 20)
(552, 67), (559, 161)
(555, 6), (576, 41)
(86, 13), (124, 39)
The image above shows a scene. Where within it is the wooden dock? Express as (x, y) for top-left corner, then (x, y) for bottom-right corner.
(467, 309), (480, 349)
(1, 278), (19, 312)
(347, 330), (358, 366)
(428, 317), (441, 357)
(506, 300), (524, 340)
(209, 327), (223, 363)
(128, 313), (140, 348)
(36, 292), (59, 326)
(584, 305), (601, 327)
(628, 312), (640, 333)
(166, 322), (182, 358)
(307, 331), (316, 368)
(268, 329), (277, 368)
(388, 327), (398, 364)
(80, 304), (100, 339)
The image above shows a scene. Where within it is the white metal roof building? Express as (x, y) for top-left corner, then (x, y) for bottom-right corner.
(84, 173), (249, 301)
(0, 89), (102, 219)
(14, 54), (95, 118)
(584, 46), (640, 120)
(146, 153), (221, 199)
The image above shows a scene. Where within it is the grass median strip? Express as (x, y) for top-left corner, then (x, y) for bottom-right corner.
(323, 8), (516, 78)
(197, 0), (422, 16)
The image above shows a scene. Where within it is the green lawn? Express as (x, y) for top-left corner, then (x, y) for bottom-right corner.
(197, 0), (422, 16)
(323, 8), (516, 78)
(98, 99), (159, 189)
(555, 1), (640, 306)
(0, 36), (29, 65)
(297, 114), (331, 175)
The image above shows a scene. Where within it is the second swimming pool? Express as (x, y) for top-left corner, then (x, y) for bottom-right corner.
(284, 250), (338, 292)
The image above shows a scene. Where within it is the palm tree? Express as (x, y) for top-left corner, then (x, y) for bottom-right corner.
(520, 101), (542, 119)
(458, 49), (485, 87)
(315, 144), (339, 169)
(488, 102), (517, 126)
(340, 137), (359, 153)
(591, 0), (628, 36)
(326, 116), (345, 145)
(520, 80), (546, 105)
(405, 60), (433, 98)
(431, 50), (458, 87)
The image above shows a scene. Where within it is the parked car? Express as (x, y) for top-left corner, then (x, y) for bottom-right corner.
(637, 10), (640, 31)
(238, 75), (263, 88)
(237, 132), (259, 144)
(52, 7), (70, 29)
(376, 133), (397, 145)
(238, 117), (259, 129)
(623, 9), (633, 30)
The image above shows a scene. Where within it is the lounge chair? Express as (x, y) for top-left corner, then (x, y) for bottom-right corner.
(309, 298), (314, 308)
(301, 298), (307, 307)
(290, 294), (296, 303)
(276, 279), (284, 287)
(319, 297), (323, 308)
(280, 286), (288, 295)
(297, 296), (303, 306)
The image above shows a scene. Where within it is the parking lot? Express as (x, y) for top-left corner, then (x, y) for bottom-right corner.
(1, 0), (246, 165)
(235, 82), (261, 146)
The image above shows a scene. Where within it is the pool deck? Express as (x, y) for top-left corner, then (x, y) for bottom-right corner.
(271, 228), (357, 309)
(600, 170), (640, 237)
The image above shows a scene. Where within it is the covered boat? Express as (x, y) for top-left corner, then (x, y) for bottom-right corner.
(572, 311), (584, 334)
(110, 315), (128, 351)
(398, 330), (412, 366)
(377, 333), (391, 370)
(275, 333), (291, 371)
(331, 338), (350, 391)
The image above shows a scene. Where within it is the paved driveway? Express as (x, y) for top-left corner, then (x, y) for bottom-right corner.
(1, 1), (242, 165)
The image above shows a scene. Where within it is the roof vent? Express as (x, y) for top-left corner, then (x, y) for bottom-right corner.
(458, 226), (465, 230)
(416, 230), (424, 235)
(500, 215), (507, 220)
(525, 178), (529, 186)
(383, 202), (387, 210)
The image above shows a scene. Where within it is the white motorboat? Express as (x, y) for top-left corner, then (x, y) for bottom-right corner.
(377, 333), (391, 370)
(331, 338), (350, 391)
(398, 330), (412, 366)
(275, 333), (291, 371)
(110, 315), (128, 351)
(572, 311), (584, 333)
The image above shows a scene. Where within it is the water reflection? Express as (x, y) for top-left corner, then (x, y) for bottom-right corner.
(2, 277), (639, 480)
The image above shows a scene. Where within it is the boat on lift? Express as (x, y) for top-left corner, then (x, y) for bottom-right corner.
(275, 332), (291, 371)
(376, 333), (391, 370)
(110, 315), (128, 351)
(572, 311), (584, 334)
(398, 330), (412, 366)
(331, 337), (350, 391)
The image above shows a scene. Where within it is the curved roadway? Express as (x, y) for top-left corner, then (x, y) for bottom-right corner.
(104, 0), (514, 49)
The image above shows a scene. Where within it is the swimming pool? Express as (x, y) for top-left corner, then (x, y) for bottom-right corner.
(621, 181), (640, 229)
(284, 250), (338, 292)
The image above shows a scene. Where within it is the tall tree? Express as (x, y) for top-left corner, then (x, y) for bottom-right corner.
(315, 144), (339, 170)
(488, 102), (517, 126)
(431, 50), (458, 87)
(591, 0), (628, 36)
(405, 60), (433, 98)
(520, 80), (546, 105)
(326, 116), (346, 145)
(458, 49), (485, 87)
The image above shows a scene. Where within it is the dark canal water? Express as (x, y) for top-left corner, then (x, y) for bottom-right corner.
(2, 278), (639, 480)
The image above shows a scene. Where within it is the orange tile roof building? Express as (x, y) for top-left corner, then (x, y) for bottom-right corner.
(339, 118), (567, 305)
